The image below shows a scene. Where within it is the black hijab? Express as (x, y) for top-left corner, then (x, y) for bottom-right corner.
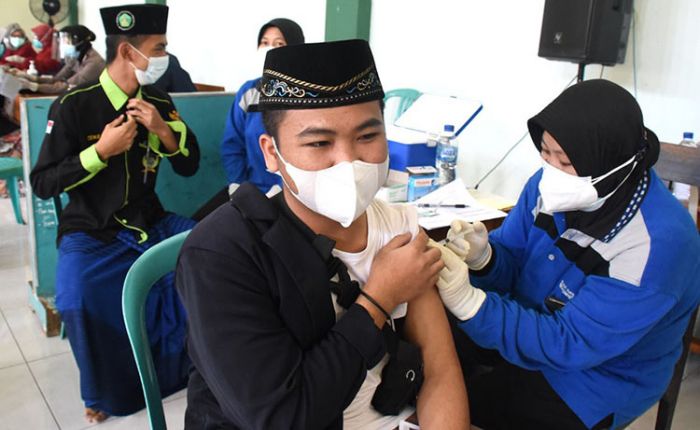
(527, 79), (660, 240)
(60, 25), (95, 62)
(257, 18), (305, 46)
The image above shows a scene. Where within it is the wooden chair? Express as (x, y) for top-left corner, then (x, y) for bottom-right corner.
(650, 141), (700, 430)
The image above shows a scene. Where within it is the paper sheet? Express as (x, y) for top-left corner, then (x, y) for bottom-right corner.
(411, 178), (507, 230)
(0, 69), (22, 117)
(0, 69), (22, 99)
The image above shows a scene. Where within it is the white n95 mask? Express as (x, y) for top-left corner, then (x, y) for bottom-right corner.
(272, 138), (389, 228)
(129, 44), (169, 86)
(538, 154), (638, 213)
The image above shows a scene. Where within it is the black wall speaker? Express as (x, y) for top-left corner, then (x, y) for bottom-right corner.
(538, 0), (633, 66)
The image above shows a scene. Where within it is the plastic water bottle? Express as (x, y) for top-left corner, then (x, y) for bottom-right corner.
(27, 60), (38, 77)
(672, 132), (696, 201)
(679, 131), (696, 148)
(436, 124), (458, 186)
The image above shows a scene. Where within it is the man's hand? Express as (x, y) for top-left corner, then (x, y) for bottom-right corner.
(429, 239), (486, 321)
(127, 98), (179, 153)
(446, 220), (492, 270)
(94, 114), (137, 161)
(126, 98), (168, 135)
(361, 230), (444, 322)
(5, 55), (25, 64)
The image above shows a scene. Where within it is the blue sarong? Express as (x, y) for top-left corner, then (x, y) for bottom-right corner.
(55, 214), (195, 416)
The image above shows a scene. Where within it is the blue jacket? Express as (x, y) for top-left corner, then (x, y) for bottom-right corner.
(460, 169), (700, 428)
(220, 78), (281, 193)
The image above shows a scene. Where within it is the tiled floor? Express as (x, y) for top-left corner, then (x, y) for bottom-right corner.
(0, 196), (698, 429)
(0, 197), (186, 430)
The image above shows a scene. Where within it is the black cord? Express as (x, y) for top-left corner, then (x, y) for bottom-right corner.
(359, 289), (392, 322)
(472, 74), (578, 190)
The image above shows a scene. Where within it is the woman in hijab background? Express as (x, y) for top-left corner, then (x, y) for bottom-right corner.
(30, 23), (61, 75)
(19, 25), (105, 95)
(191, 18), (305, 220)
(434, 79), (700, 429)
(220, 17), (305, 197)
(0, 23), (36, 70)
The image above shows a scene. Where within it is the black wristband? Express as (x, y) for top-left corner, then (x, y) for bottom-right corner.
(359, 289), (392, 322)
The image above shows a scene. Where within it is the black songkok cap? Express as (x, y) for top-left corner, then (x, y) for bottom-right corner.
(100, 4), (168, 36)
(257, 39), (384, 111)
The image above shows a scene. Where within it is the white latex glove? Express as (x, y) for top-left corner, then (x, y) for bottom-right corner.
(446, 220), (492, 270)
(428, 239), (486, 321)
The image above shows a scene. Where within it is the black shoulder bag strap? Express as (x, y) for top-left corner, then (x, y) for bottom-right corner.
(328, 256), (424, 416)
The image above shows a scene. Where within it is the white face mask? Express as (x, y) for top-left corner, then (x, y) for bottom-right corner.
(129, 44), (169, 86)
(538, 154), (638, 213)
(256, 46), (275, 76)
(272, 138), (389, 228)
(9, 36), (25, 49)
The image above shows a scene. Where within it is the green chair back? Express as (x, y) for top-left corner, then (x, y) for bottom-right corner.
(383, 88), (422, 125)
(122, 230), (191, 430)
(0, 157), (25, 224)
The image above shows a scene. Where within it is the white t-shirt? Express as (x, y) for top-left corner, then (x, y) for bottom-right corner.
(331, 199), (419, 430)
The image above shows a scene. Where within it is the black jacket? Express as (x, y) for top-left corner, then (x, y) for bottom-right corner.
(176, 183), (386, 429)
(30, 78), (199, 243)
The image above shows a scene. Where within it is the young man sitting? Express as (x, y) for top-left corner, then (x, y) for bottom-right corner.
(176, 40), (469, 429)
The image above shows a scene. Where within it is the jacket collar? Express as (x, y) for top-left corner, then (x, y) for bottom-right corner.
(100, 69), (142, 111)
(232, 183), (336, 340)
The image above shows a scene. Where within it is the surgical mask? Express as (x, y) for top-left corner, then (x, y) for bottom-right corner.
(256, 46), (274, 75)
(272, 138), (389, 228)
(62, 44), (78, 59)
(129, 44), (169, 86)
(32, 39), (43, 50)
(9, 36), (25, 49)
(538, 154), (638, 213)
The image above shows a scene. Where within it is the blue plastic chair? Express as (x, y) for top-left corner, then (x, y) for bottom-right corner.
(0, 157), (25, 224)
(383, 88), (422, 125)
(122, 230), (191, 430)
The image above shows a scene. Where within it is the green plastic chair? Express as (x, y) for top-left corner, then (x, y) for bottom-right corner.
(383, 88), (422, 125)
(122, 229), (191, 430)
(0, 157), (25, 224)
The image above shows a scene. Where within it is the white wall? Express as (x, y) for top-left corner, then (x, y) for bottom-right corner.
(1, 0), (41, 37)
(77, 0), (326, 90)
(75, 0), (699, 200)
(370, 0), (700, 199)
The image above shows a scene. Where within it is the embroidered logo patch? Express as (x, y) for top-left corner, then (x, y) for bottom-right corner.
(116, 11), (135, 31)
(168, 110), (181, 121)
(559, 280), (575, 300)
(45, 120), (54, 134)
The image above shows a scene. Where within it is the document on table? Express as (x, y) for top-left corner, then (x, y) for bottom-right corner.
(0, 69), (22, 117)
(412, 178), (507, 230)
(0, 69), (21, 99)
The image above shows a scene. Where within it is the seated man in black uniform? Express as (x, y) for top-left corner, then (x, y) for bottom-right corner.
(30, 4), (199, 423)
(176, 40), (469, 429)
